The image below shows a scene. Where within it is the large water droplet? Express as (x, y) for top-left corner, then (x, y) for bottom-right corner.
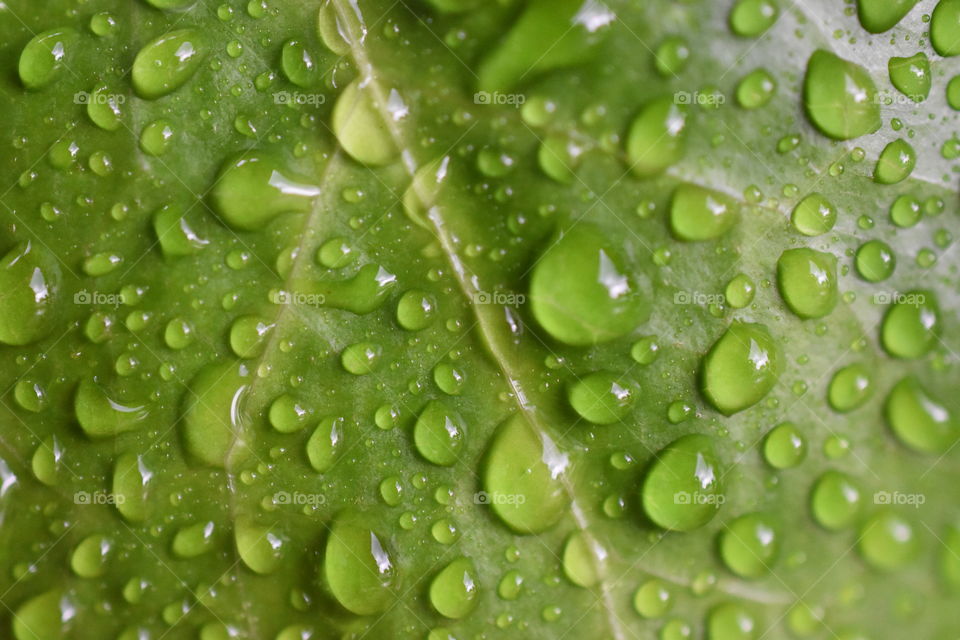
(414, 400), (467, 466)
(429, 557), (479, 619)
(0, 242), (61, 346)
(888, 52), (930, 102)
(13, 589), (70, 640)
(791, 193), (836, 236)
(75, 379), (150, 438)
(18, 29), (78, 90)
(324, 516), (397, 615)
(857, 0), (918, 32)
(873, 139), (916, 184)
(885, 377), (958, 453)
(669, 183), (739, 241)
(932, 0), (960, 56)
(776, 248), (838, 319)
(132, 29), (206, 99)
(172, 521), (217, 558)
(857, 510), (919, 570)
(880, 290), (939, 359)
(701, 323), (782, 415)
(482, 414), (568, 534)
(332, 79), (398, 166)
(626, 97), (688, 178)
(71, 534), (112, 578)
(236, 519), (285, 574)
(719, 513), (779, 578)
(641, 434), (723, 531)
(211, 154), (320, 231)
(181, 362), (250, 468)
(529, 224), (647, 346)
(562, 531), (602, 587)
(803, 50), (880, 140)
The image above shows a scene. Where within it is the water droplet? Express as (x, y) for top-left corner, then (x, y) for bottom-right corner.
(414, 400), (467, 466)
(482, 414), (568, 533)
(113, 453), (152, 522)
(725, 274), (755, 309)
(172, 521), (216, 558)
(706, 602), (757, 640)
(880, 290), (939, 359)
(324, 515), (397, 615)
(71, 534), (112, 578)
(211, 154), (320, 231)
(182, 362), (250, 468)
(236, 519), (284, 574)
(736, 68), (776, 109)
(702, 323), (782, 415)
(397, 289), (437, 331)
(230, 315), (275, 358)
(719, 513), (779, 578)
(86, 86), (124, 131)
(332, 79), (398, 166)
(874, 139), (916, 184)
(803, 50), (880, 140)
(633, 578), (673, 618)
(567, 371), (637, 425)
(626, 97), (688, 177)
(341, 342), (382, 375)
(306, 417), (344, 472)
(13, 589), (69, 640)
(730, 0), (778, 36)
(631, 336), (660, 364)
(31, 436), (60, 486)
(858, 510), (919, 570)
(0, 242), (61, 346)
(132, 29), (206, 99)
(791, 193), (836, 236)
(529, 224), (647, 346)
(932, 0), (960, 55)
(654, 36), (690, 76)
(855, 240), (895, 282)
(641, 434), (723, 531)
(19, 29), (78, 90)
(281, 39), (320, 87)
(562, 531), (602, 587)
(885, 377), (958, 453)
(810, 471), (861, 530)
(888, 52), (930, 101)
(140, 119), (175, 156)
(857, 0), (918, 32)
(433, 363), (465, 395)
(75, 379), (150, 438)
(430, 557), (479, 619)
(670, 183), (739, 241)
(776, 248), (838, 319)
(827, 363), (873, 412)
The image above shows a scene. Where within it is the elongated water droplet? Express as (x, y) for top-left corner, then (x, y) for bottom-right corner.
(13, 589), (70, 640)
(173, 521), (217, 558)
(873, 139), (915, 184)
(75, 379), (150, 438)
(626, 97), (688, 178)
(562, 531), (602, 587)
(19, 29), (77, 90)
(182, 362), (250, 468)
(885, 377), (958, 453)
(803, 50), (880, 140)
(71, 534), (112, 578)
(306, 416), (344, 472)
(236, 519), (284, 574)
(888, 53), (930, 101)
(211, 154), (320, 231)
(0, 242), (61, 346)
(324, 516), (397, 615)
(857, 0), (918, 32)
(332, 79), (398, 166)
(113, 453), (152, 522)
(132, 29), (206, 99)
(932, 0), (960, 56)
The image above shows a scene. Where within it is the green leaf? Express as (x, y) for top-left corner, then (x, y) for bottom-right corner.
(0, 1), (958, 639)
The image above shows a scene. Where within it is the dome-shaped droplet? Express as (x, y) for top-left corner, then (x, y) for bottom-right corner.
(567, 371), (638, 425)
(932, 0), (960, 56)
(701, 323), (782, 415)
(633, 578), (673, 618)
(873, 139), (916, 184)
(763, 422), (806, 469)
(641, 434), (724, 531)
(153, 203), (209, 257)
(414, 400), (467, 467)
(236, 519), (285, 574)
(229, 315), (275, 358)
(173, 521), (216, 558)
(803, 50), (880, 140)
(626, 97), (688, 178)
(112, 453), (152, 522)
(332, 79), (398, 166)
(19, 28), (78, 90)
(13, 589), (70, 640)
(810, 471), (861, 530)
(880, 291), (939, 359)
(211, 154), (320, 231)
(268, 394), (310, 433)
(482, 414), (568, 533)
(857, 0), (918, 33)
(529, 224), (647, 346)
(0, 242), (62, 346)
(562, 531), (602, 588)
(281, 39), (321, 87)
(791, 193), (836, 236)
(670, 183), (739, 241)
(706, 602), (757, 640)
(854, 240), (895, 282)
(429, 557), (479, 619)
(132, 29), (206, 99)
(324, 516), (397, 615)
(396, 289), (437, 331)
(718, 513), (780, 578)
(827, 364), (873, 413)
(182, 362), (251, 468)
(730, 0), (778, 36)
(857, 510), (919, 570)
(888, 53), (930, 102)
(306, 417), (344, 472)
(776, 248), (838, 319)
(71, 534), (112, 578)
(75, 379), (150, 438)
(885, 377), (958, 453)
